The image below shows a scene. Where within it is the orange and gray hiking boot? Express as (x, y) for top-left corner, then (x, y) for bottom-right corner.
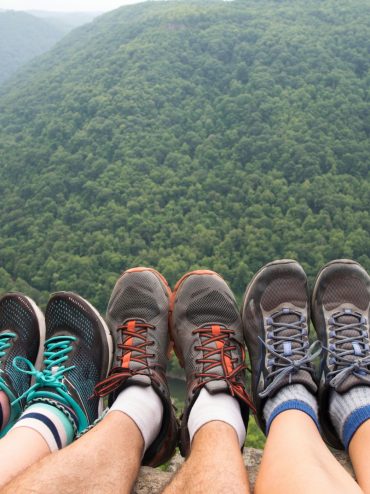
(170, 270), (253, 457)
(242, 260), (319, 434)
(94, 267), (178, 467)
(312, 259), (370, 449)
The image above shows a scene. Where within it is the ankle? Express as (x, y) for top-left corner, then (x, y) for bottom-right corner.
(263, 384), (319, 434)
(330, 386), (370, 449)
(0, 391), (10, 431)
(192, 420), (242, 450)
(188, 388), (246, 448)
(108, 385), (163, 454)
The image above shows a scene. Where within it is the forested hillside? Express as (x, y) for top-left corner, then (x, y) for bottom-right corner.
(0, 0), (369, 314)
(0, 11), (65, 85)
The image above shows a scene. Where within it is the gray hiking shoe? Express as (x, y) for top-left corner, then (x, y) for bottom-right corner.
(94, 267), (178, 467)
(242, 259), (319, 433)
(312, 259), (370, 448)
(170, 270), (253, 457)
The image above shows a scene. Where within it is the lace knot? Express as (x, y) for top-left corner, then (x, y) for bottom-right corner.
(11, 335), (76, 405)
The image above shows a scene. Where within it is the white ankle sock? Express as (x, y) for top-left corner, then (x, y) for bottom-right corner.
(188, 388), (246, 447)
(108, 385), (163, 452)
(12, 403), (75, 452)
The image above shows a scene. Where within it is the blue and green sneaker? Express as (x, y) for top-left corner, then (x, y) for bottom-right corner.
(0, 292), (45, 437)
(13, 292), (113, 435)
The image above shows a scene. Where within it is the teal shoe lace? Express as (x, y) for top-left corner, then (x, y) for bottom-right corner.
(12, 335), (88, 432)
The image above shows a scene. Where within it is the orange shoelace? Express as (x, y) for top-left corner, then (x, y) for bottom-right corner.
(193, 325), (255, 411)
(94, 320), (161, 397)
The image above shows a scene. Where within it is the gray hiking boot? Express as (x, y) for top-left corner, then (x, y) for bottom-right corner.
(94, 267), (178, 467)
(170, 270), (253, 457)
(242, 259), (319, 433)
(312, 259), (370, 449)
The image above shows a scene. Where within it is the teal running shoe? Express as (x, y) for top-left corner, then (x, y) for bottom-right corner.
(13, 292), (113, 434)
(0, 292), (45, 437)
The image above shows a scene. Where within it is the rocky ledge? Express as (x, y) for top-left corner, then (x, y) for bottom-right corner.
(134, 448), (353, 493)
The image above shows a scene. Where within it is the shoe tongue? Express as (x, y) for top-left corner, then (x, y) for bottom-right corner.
(335, 312), (363, 363)
(267, 310), (317, 396)
(273, 312), (302, 361)
(332, 311), (370, 392)
(199, 326), (229, 379)
(120, 319), (150, 373)
(127, 375), (151, 386)
(205, 380), (228, 393)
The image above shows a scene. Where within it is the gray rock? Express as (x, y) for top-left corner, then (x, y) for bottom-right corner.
(134, 448), (353, 493)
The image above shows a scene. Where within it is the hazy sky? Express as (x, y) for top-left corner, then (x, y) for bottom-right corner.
(0, 0), (144, 12)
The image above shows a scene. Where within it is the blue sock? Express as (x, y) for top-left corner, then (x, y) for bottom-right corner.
(263, 384), (319, 434)
(330, 386), (370, 449)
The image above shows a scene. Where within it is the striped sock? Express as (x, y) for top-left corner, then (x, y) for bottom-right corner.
(0, 391), (10, 431)
(12, 403), (75, 452)
(263, 384), (319, 434)
(330, 386), (370, 450)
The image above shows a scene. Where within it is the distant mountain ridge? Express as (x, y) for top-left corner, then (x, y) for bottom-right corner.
(0, 0), (369, 310)
(0, 11), (65, 84)
(26, 10), (102, 32)
(0, 9), (101, 85)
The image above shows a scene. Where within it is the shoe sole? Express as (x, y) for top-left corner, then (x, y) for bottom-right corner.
(50, 291), (114, 416)
(241, 259), (301, 318)
(169, 269), (226, 368)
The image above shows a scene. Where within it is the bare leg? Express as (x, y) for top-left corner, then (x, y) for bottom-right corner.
(255, 410), (361, 494)
(0, 411), (143, 494)
(163, 421), (250, 494)
(0, 427), (51, 488)
(349, 420), (370, 493)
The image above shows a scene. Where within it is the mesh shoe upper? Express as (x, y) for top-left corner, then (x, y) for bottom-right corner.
(242, 260), (318, 433)
(312, 259), (370, 448)
(0, 293), (44, 434)
(171, 270), (253, 456)
(16, 292), (113, 434)
(94, 267), (178, 468)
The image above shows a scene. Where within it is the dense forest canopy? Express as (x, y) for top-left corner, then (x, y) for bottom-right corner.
(0, 0), (369, 315)
(0, 11), (66, 85)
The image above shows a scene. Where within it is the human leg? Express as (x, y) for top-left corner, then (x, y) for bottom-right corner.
(242, 259), (361, 494)
(164, 421), (249, 494)
(2, 268), (178, 492)
(1, 411), (143, 494)
(256, 410), (361, 494)
(0, 291), (112, 488)
(312, 259), (370, 493)
(0, 293), (48, 486)
(164, 270), (253, 493)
